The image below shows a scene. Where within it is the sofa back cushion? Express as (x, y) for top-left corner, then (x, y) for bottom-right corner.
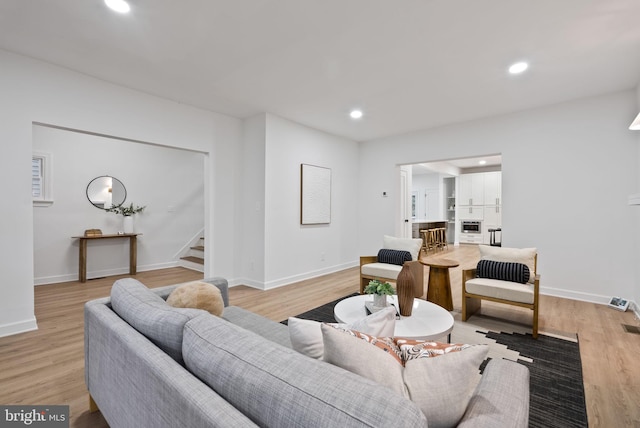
(182, 315), (428, 428)
(111, 278), (206, 364)
(383, 235), (423, 261)
(478, 245), (537, 283)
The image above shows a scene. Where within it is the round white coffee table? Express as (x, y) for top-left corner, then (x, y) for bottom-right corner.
(334, 295), (454, 341)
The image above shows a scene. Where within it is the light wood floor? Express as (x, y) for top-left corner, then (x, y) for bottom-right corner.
(1, 245), (639, 427)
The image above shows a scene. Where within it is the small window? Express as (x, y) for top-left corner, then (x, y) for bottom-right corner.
(32, 152), (53, 207)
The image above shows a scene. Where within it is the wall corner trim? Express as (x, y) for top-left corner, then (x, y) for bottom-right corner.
(0, 318), (38, 338)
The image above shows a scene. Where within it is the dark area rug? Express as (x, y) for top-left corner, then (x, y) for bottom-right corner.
(483, 331), (588, 428)
(280, 293), (357, 326)
(283, 294), (588, 428)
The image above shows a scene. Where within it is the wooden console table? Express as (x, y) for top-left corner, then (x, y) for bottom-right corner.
(72, 233), (141, 283)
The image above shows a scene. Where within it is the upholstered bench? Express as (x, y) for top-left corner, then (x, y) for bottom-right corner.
(462, 245), (540, 338)
(360, 235), (424, 298)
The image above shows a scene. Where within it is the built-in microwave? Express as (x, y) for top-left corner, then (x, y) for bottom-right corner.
(461, 220), (481, 234)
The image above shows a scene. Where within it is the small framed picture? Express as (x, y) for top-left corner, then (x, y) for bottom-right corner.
(608, 297), (629, 312)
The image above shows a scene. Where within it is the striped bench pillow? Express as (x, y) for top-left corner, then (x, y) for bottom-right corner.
(377, 249), (412, 266)
(476, 259), (530, 284)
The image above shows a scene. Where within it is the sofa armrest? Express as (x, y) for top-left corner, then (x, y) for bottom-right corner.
(462, 268), (477, 289)
(458, 359), (530, 428)
(360, 255), (378, 267)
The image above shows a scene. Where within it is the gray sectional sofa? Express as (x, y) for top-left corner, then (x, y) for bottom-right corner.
(84, 277), (530, 428)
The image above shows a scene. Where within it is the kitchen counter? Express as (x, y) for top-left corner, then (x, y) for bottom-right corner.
(411, 220), (448, 239)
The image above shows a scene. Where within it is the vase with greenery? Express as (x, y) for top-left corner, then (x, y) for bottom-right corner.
(364, 279), (395, 308)
(107, 203), (145, 233)
(106, 203), (146, 216)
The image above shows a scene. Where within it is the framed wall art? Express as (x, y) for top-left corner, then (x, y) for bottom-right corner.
(300, 163), (331, 225)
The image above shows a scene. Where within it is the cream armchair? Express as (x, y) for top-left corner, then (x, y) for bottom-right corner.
(360, 235), (424, 298)
(462, 246), (540, 338)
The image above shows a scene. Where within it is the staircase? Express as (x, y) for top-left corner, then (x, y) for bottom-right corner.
(179, 236), (204, 272)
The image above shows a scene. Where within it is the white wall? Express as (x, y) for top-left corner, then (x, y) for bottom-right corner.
(239, 114), (267, 288)
(32, 125), (205, 284)
(0, 49), (242, 337)
(235, 113), (361, 290)
(359, 90), (639, 304)
(253, 114), (359, 289)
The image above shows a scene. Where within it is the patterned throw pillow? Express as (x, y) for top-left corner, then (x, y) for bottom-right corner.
(322, 326), (475, 367)
(394, 338), (473, 363)
(377, 249), (412, 266)
(476, 259), (530, 284)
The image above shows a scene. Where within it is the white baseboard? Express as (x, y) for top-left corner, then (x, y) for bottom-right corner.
(264, 261), (358, 290)
(539, 286), (613, 304)
(541, 286), (638, 312)
(229, 278), (263, 289)
(178, 259), (205, 273)
(231, 261), (359, 291)
(0, 317), (38, 338)
(630, 301), (640, 319)
(34, 261), (180, 285)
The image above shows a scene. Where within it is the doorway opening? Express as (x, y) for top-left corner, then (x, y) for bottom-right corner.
(401, 154), (502, 246)
(32, 123), (207, 285)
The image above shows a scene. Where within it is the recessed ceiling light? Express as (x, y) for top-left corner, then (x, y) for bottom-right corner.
(508, 62), (528, 74)
(478, 160), (487, 165)
(105, 0), (130, 13)
(349, 109), (363, 119)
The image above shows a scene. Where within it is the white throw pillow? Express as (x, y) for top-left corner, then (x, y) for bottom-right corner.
(288, 306), (396, 359)
(478, 245), (537, 283)
(383, 235), (423, 261)
(320, 326), (489, 428)
(403, 346), (488, 428)
(321, 324), (407, 396)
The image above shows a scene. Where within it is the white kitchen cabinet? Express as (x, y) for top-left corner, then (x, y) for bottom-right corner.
(459, 232), (484, 244)
(483, 205), (502, 243)
(484, 171), (502, 206)
(483, 205), (501, 227)
(453, 171), (502, 244)
(458, 205), (483, 220)
(458, 173), (484, 206)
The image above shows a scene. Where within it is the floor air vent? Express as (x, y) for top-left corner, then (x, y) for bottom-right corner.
(622, 324), (640, 335)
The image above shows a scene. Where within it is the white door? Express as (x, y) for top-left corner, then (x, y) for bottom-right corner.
(426, 190), (439, 220)
(400, 169), (411, 238)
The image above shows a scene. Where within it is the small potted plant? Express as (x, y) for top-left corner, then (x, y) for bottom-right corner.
(364, 279), (395, 308)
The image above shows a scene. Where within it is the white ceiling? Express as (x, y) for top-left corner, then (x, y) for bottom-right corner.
(1, 0), (640, 142)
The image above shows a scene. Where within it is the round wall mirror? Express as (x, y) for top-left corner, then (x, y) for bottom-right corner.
(86, 175), (127, 210)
